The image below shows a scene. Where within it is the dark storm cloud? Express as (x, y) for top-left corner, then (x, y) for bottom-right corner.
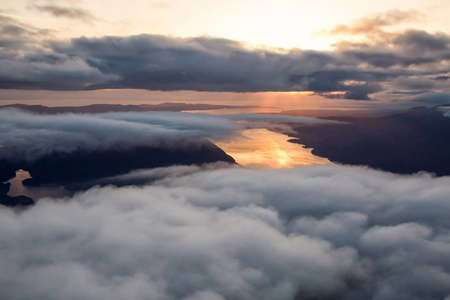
(393, 30), (450, 52)
(41, 31), (450, 99)
(30, 4), (97, 22)
(0, 14), (114, 90)
(290, 69), (387, 100)
(0, 14), (52, 37)
(48, 35), (394, 99)
(0, 16), (379, 99)
(1, 12), (450, 101)
(412, 93), (450, 104)
(0, 14), (52, 51)
(435, 76), (450, 81)
(49, 35), (340, 92)
(1, 165), (450, 299)
(390, 76), (447, 94)
(324, 11), (450, 85)
(336, 30), (450, 74)
(341, 50), (437, 68)
(343, 83), (382, 100)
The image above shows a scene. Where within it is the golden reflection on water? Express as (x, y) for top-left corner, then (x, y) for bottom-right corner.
(6, 169), (70, 200)
(184, 107), (279, 115)
(213, 128), (331, 169)
(6, 169), (32, 197)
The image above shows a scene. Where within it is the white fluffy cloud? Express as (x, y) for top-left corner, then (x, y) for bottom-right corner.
(1, 165), (450, 300)
(0, 109), (239, 161)
(0, 109), (334, 162)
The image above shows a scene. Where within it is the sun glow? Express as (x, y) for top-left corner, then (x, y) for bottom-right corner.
(215, 10), (335, 50)
(213, 128), (331, 169)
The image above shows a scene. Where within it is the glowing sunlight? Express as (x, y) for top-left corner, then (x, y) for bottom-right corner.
(213, 128), (331, 169)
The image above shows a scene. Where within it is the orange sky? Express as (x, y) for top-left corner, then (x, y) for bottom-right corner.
(0, 89), (416, 111)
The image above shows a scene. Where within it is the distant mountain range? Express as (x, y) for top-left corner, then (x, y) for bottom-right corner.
(0, 102), (252, 114)
(288, 105), (450, 176)
(276, 109), (403, 118)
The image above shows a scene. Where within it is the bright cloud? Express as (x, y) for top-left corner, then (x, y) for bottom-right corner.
(1, 165), (450, 299)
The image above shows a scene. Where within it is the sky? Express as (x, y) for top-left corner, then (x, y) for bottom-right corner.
(2, 2), (450, 299)
(1, 0), (450, 107)
(2, 0), (450, 50)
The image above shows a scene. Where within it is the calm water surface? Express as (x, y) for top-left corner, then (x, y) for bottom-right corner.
(213, 128), (331, 169)
(7, 170), (72, 201)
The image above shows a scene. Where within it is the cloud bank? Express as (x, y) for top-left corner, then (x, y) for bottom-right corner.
(0, 109), (240, 161)
(1, 10), (449, 101)
(1, 165), (450, 300)
(0, 109), (332, 162)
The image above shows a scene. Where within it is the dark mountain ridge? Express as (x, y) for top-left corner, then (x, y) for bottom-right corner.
(0, 140), (235, 206)
(0, 103), (252, 114)
(288, 105), (450, 176)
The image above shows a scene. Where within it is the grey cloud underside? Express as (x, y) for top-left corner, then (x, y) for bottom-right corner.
(30, 4), (97, 22)
(1, 165), (450, 300)
(1, 14), (450, 100)
(412, 93), (450, 104)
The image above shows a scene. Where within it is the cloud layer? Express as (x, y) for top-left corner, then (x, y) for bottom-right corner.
(1, 10), (449, 101)
(0, 109), (334, 162)
(0, 109), (240, 161)
(1, 165), (450, 300)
